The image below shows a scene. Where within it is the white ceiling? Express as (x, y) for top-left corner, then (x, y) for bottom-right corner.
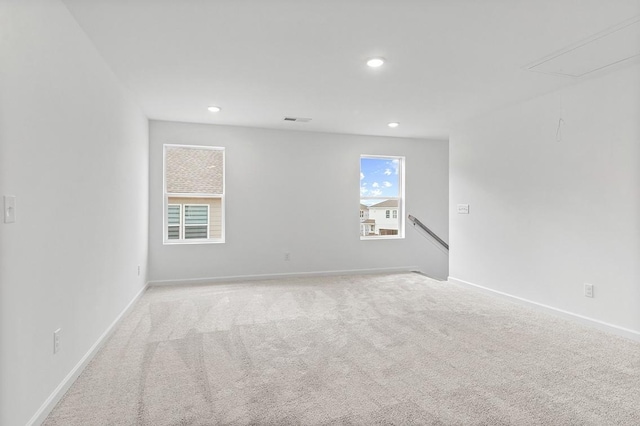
(62, 0), (640, 139)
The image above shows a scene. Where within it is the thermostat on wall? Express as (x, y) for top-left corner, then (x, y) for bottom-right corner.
(457, 204), (469, 214)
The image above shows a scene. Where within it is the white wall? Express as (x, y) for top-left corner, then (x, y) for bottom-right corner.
(149, 121), (448, 283)
(450, 63), (640, 335)
(0, 1), (149, 425)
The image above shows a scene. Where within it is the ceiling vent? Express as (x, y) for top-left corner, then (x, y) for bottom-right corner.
(525, 17), (640, 78)
(283, 117), (312, 123)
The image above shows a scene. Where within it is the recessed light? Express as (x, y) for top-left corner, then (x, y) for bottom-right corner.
(366, 57), (385, 68)
(388, 122), (399, 128)
(207, 106), (221, 113)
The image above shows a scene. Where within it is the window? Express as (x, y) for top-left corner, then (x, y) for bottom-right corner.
(164, 145), (224, 243)
(167, 204), (210, 240)
(359, 155), (405, 239)
(167, 204), (181, 239)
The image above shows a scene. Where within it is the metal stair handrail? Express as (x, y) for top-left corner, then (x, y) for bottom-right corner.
(408, 214), (449, 251)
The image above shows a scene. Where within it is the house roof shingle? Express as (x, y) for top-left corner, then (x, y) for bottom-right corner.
(166, 146), (223, 194)
(369, 199), (398, 208)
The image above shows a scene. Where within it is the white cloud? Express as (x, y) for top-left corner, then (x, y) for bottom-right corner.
(384, 169), (392, 176)
(362, 182), (367, 186)
(382, 181), (392, 188)
(360, 187), (368, 196)
(360, 172), (364, 180)
(369, 189), (382, 196)
(372, 182), (379, 188)
(391, 159), (399, 174)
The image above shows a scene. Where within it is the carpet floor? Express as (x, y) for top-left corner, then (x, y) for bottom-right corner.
(44, 273), (640, 425)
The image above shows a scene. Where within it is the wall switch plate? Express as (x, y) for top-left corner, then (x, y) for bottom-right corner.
(4, 195), (16, 223)
(584, 283), (594, 298)
(53, 328), (61, 354)
(284, 252), (290, 261)
(457, 204), (470, 214)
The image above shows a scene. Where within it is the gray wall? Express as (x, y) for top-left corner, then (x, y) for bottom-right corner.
(0, 1), (149, 424)
(449, 63), (640, 336)
(149, 121), (449, 283)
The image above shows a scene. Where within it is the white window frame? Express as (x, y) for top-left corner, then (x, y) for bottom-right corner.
(163, 144), (225, 244)
(359, 154), (405, 240)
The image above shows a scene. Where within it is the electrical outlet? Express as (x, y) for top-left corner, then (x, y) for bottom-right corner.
(584, 283), (594, 298)
(457, 204), (469, 214)
(284, 252), (290, 261)
(53, 328), (61, 354)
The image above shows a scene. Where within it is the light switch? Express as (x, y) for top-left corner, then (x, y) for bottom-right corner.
(457, 204), (469, 214)
(4, 195), (16, 223)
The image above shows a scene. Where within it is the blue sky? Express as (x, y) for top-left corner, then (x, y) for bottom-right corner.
(360, 157), (399, 201)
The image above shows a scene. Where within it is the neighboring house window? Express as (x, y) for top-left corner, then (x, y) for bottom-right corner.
(359, 155), (405, 239)
(164, 145), (225, 243)
(167, 204), (181, 239)
(360, 210), (364, 218)
(167, 204), (210, 239)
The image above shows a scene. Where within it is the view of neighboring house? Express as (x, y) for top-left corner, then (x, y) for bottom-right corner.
(359, 204), (376, 236)
(359, 204), (369, 221)
(360, 200), (399, 236)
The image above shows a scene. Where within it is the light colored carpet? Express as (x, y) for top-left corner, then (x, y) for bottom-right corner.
(44, 273), (640, 425)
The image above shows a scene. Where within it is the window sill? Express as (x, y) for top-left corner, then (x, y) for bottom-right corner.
(360, 236), (404, 241)
(163, 239), (225, 245)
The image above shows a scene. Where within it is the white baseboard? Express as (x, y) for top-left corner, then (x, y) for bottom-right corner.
(28, 283), (149, 426)
(149, 266), (420, 287)
(448, 276), (640, 343)
(414, 271), (448, 282)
